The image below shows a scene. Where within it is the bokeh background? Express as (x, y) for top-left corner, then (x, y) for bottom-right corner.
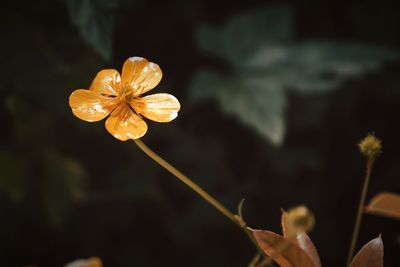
(1, 0), (400, 266)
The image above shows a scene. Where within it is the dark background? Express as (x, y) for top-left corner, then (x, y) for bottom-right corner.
(1, 0), (400, 266)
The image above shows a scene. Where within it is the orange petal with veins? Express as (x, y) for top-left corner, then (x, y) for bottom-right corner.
(131, 93), (180, 123)
(90, 69), (121, 96)
(105, 103), (147, 141)
(69, 89), (119, 122)
(121, 57), (162, 96)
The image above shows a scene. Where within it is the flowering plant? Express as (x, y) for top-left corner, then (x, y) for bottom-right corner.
(67, 57), (400, 267)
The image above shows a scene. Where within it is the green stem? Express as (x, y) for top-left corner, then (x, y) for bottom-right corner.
(346, 157), (375, 266)
(248, 252), (261, 267)
(255, 256), (274, 267)
(134, 139), (237, 223)
(134, 139), (263, 254)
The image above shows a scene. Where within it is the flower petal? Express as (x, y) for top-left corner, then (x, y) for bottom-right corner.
(105, 103), (147, 141)
(90, 69), (121, 96)
(121, 57), (162, 96)
(69, 89), (119, 122)
(131, 93), (180, 122)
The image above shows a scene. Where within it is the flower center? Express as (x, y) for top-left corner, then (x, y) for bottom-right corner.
(118, 87), (134, 103)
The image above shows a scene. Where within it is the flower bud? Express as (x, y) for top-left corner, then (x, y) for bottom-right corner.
(286, 205), (315, 234)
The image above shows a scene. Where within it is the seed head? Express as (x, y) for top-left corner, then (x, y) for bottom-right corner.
(358, 133), (382, 158)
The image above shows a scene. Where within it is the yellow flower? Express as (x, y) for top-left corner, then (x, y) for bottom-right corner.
(69, 57), (180, 141)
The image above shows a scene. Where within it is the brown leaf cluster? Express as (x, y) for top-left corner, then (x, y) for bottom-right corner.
(249, 211), (383, 267)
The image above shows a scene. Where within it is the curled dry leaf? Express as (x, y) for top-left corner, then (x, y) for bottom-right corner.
(249, 228), (316, 267)
(350, 236), (384, 267)
(281, 210), (321, 267)
(365, 192), (400, 220)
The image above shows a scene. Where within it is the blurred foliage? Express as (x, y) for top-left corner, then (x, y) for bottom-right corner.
(66, 0), (119, 61)
(0, 0), (400, 267)
(2, 96), (86, 225)
(0, 148), (31, 203)
(65, 256), (102, 267)
(191, 5), (399, 145)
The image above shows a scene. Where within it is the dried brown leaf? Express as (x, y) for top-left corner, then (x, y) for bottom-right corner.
(350, 236), (383, 267)
(281, 211), (321, 267)
(365, 192), (400, 220)
(295, 233), (321, 267)
(249, 228), (316, 267)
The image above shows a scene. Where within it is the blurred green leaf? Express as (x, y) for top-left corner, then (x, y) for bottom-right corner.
(196, 5), (293, 68)
(0, 15), (103, 113)
(66, 0), (119, 60)
(5, 96), (52, 145)
(247, 42), (399, 94)
(2, 96), (87, 226)
(5, 96), (31, 119)
(192, 5), (399, 145)
(41, 149), (86, 226)
(191, 70), (286, 145)
(0, 148), (32, 202)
